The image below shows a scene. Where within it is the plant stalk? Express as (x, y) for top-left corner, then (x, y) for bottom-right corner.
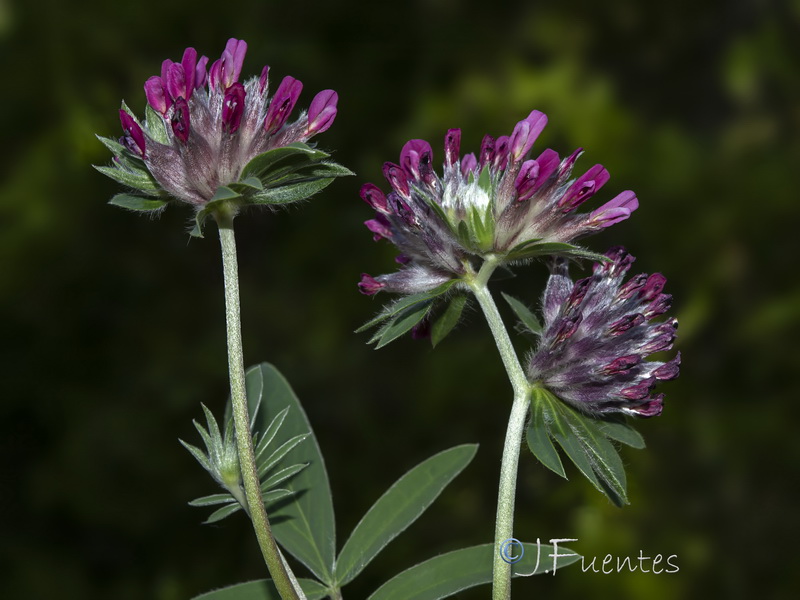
(467, 258), (531, 600)
(216, 211), (304, 600)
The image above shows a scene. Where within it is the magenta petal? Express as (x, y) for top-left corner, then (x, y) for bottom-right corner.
(181, 47), (198, 97)
(400, 139), (432, 179)
(224, 38), (248, 84)
(170, 97), (190, 143)
(208, 58), (223, 90)
(603, 354), (642, 375)
(195, 56), (209, 89)
(365, 216), (393, 241)
(509, 109), (547, 161)
(479, 135), (495, 167)
(264, 76), (303, 134)
(382, 162), (410, 197)
(559, 164), (610, 212)
(259, 65), (270, 94)
(165, 62), (187, 101)
(307, 89), (338, 135)
(514, 159), (540, 201)
(620, 380), (653, 401)
(641, 273), (667, 301)
(358, 273), (385, 295)
(144, 76), (171, 114)
(444, 129), (461, 168)
(360, 183), (389, 213)
(460, 152), (478, 176)
(119, 109), (146, 157)
(160, 59), (173, 82)
(558, 147), (584, 177)
(644, 293), (672, 319)
(222, 82), (246, 134)
(493, 135), (510, 170)
(629, 394), (664, 417)
(654, 352), (681, 381)
(535, 149), (560, 181)
(590, 190), (639, 227)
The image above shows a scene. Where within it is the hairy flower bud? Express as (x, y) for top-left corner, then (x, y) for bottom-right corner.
(527, 248), (680, 418)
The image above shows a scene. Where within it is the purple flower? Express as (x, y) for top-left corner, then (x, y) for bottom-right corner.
(358, 110), (638, 296)
(527, 247), (679, 418)
(97, 38), (348, 235)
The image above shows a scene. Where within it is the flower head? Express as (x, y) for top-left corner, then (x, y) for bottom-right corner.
(359, 110), (638, 295)
(527, 247), (679, 417)
(97, 38), (350, 235)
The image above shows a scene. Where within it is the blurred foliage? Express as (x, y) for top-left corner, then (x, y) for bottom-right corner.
(1, 0), (798, 598)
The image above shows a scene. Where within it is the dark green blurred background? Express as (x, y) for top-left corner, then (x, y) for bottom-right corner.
(2, 0), (798, 598)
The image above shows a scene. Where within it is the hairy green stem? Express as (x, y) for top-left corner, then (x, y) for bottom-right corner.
(216, 211), (304, 600)
(467, 257), (531, 600)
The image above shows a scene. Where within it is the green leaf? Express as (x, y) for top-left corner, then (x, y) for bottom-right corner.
(188, 493), (237, 507)
(261, 489), (293, 503)
(526, 390), (565, 478)
(367, 542), (580, 600)
(455, 220), (472, 247)
(560, 408), (628, 506)
(108, 194), (169, 212)
(95, 134), (152, 176)
(335, 444), (478, 586)
(119, 100), (139, 122)
(210, 186), (243, 202)
(260, 463), (308, 490)
(190, 208), (211, 238)
(96, 134), (129, 157)
(541, 390), (628, 506)
(421, 193), (453, 230)
(241, 142), (329, 179)
(189, 189), (244, 237)
(476, 165), (492, 194)
(253, 408), (290, 463)
(228, 178), (265, 195)
(257, 434), (309, 478)
(300, 161), (355, 179)
(595, 418), (646, 449)
(179, 439), (212, 471)
(372, 300), (433, 349)
(145, 105), (169, 144)
(504, 239), (609, 263)
(204, 503), (242, 524)
(501, 293), (542, 335)
(250, 177), (336, 205)
(468, 204), (494, 251)
(95, 165), (162, 194)
(430, 295), (468, 347)
(192, 578), (329, 600)
(356, 281), (457, 333)
(246, 364), (336, 585)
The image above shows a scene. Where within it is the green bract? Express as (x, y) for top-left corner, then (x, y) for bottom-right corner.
(96, 139), (352, 237)
(179, 399), (309, 524)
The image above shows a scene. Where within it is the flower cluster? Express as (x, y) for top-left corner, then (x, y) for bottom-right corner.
(98, 38), (349, 235)
(358, 110), (638, 296)
(527, 247), (680, 417)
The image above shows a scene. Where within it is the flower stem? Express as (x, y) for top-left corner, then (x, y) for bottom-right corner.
(467, 258), (531, 600)
(216, 211), (304, 600)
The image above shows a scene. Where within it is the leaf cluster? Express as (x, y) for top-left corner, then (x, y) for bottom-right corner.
(192, 364), (579, 600)
(527, 386), (646, 507)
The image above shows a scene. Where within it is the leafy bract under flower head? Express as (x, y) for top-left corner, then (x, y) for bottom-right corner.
(358, 110), (638, 296)
(96, 38), (351, 235)
(528, 247), (680, 418)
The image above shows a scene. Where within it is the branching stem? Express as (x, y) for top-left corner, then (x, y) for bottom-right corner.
(466, 257), (532, 600)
